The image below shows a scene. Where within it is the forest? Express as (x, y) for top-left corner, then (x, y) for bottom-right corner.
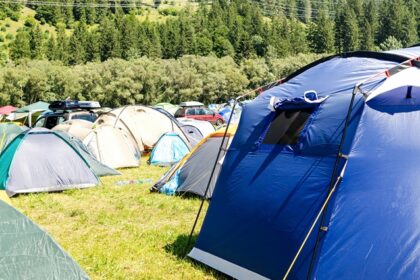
(0, 0), (419, 106)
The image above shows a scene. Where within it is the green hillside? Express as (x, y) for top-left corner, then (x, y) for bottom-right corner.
(0, 0), (418, 107)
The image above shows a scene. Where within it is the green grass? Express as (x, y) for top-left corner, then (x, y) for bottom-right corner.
(12, 158), (225, 280)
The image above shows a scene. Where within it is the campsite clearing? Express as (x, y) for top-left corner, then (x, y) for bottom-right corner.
(12, 157), (225, 280)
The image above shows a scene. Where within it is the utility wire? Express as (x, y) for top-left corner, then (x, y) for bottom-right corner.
(0, 0), (156, 8)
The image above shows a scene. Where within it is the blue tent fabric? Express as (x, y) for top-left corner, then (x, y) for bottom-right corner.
(149, 133), (190, 166)
(189, 48), (420, 280)
(312, 96), (420, 279)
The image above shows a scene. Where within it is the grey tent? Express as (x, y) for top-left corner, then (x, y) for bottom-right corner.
(0, 199), (90, 279)
(54, 130), (120, 177)
(0, 128), (99, 196)
(152, 127), (236, 198)
(178, 118), (215, 147)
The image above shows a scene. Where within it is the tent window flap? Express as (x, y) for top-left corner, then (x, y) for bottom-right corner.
(263, 108), (314, 145)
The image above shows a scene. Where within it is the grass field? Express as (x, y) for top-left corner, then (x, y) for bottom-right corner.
(12, 157), (226, 280)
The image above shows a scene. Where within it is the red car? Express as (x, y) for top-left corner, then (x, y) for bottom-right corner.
(175, 107), (224, 126)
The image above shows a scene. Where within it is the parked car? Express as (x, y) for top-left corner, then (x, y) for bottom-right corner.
(174, 107), (224, 126)
(33, 100), (100, 129)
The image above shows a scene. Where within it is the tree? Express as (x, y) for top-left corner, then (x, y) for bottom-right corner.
(55, 22), (69, 63)
(68, 20), (88, 64)
(86, 30), (101, 62)
(335, 6), (359, 52)
(379, 36), (403, 51)
(361, 0), (378, 50)
(308, 11), (335, 53)
(98, 17), (121, 61)
(10, 28), (31, 60)
(46, 35), (58, 60)
(120, 13), (139, 59)
(29, 24), (44, 59)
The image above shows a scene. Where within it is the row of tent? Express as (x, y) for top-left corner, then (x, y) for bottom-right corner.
(189, 46), (420, 279)
(64, 105), (216, 169)
(0, 104), (222, 279)
(0, 105), (220, 197)
(0, 102), (228, 278)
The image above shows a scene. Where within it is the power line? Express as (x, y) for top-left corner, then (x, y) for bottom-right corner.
(0, 0), (157, 8)
(0, 0), (337, 18)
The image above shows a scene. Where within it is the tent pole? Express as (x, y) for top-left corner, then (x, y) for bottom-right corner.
(182, 79), (289, 257)
(183, 97), (239, 257)
(28, 111), (32, 127)
(281, 85), (361, 280)
(304, 85), (361, 279)
(283, 172), (345, 280)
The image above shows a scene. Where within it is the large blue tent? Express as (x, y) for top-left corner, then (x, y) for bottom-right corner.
(189, 47), (420, 279)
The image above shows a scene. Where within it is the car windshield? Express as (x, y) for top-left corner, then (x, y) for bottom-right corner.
(195, 108), (205, 115)
(72, 113), (96, 122)
(186, 108), (195, 115)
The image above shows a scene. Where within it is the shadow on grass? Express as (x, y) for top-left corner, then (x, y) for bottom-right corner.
(165, 234), (231, 279)
(164, 233), (196, 259)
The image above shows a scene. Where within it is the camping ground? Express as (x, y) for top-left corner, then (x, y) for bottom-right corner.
(12, 157), (225, 280)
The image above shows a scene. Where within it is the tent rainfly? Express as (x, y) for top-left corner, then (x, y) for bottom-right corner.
(52, 119), (94, 141)
(189, 46), (420, 279)
(0, 199), (90, 279)
(148, 132), (190, 166)
(95, 105), (189, 151)
(152, 103), (180, 115)
(6, 101), (49, 126)
(0, 105), (16, 116)
(54, 130), (120, 177)
(0, 128), (99, 196)
(152, 126), (236, 198)
(83, 125), (141, 169)
(177, 118), (215, 147)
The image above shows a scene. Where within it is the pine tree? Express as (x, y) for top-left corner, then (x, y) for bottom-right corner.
(68, 20), (88, 64)
(289, 19), (308, 54)
(400, 8), (418, 46)
(298, 0), (312, 23)
(161, 19), (182, 58)
(29, 24), (44, 59)
(46, 35), (58, 61)
(64, 0), (74, 27)
(335, 6), (359, 52)
(147, 24), (162, 58)
(56, 22), (69, 63)
(179, 16), (197, 56)
(98, 17), (121, 61)
(86, 30), (101, 62)
(362, 0), (378, 49)
(308, 11), (335, 53)
(121, 13), (139, 59)
(378, 0), (405, 45)
(10, 28), (31, 60)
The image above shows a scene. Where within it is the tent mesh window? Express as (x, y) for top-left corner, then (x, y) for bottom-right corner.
(263, 108), (314, 145)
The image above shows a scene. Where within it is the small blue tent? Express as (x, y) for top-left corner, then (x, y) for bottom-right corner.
(149, 132), (190, 166)
(189, 47), (420, 279)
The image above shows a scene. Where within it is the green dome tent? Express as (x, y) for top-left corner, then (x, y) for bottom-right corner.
(0, 128), (99, 196)
(0, 199), (89, 279)
(6, 101), (50, 126)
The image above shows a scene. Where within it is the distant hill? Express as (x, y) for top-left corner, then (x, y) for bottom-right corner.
(0, 0), (418, 64)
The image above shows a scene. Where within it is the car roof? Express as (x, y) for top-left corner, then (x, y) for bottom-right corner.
(179, 101), (204, 107)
